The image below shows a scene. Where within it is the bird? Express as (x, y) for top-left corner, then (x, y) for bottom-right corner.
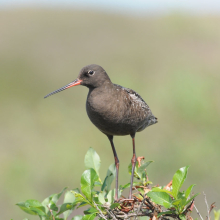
(44, 64), (157, 200)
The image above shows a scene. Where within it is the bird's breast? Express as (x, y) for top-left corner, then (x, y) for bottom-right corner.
(86, 91), (122, 124)
(85, 88), (151, 136)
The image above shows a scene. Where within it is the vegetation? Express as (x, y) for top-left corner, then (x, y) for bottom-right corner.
(16, 147), (207, 220)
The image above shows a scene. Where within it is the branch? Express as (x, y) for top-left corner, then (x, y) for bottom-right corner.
(203, 192), (210, 220)
(134, 196), (146, 220)
(47, 205), (55, 220)
(194, 204), (204, 220)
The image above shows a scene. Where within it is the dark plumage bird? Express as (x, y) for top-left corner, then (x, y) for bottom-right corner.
(44, 64), (157, 200)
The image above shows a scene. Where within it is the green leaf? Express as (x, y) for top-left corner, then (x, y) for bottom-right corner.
(42, 187), (67, 215)
(175, 192), (189, 212)
(82, 213), (96, 220)
(94, 181), (102, 186)
(185, 193), (199, 206)
(110, 203), (120, 209)
(98, 191), (106, 204)
(81, 168), (99, 202)
(71, 191), (90, 205)
(121, 182), (140, 191)
(63, 190), (76, 220)
(93, 196), (100, 205)
(214, 210), (220, 220)
(158, 211), (175, 217)
(136, 187), (145, 196)
(172, 199), (182, 206)
(172, 166), (189, 199)
(185, 184), (195, 199)
(64, 190), (76, 203)
(147, 191), (172, 209)
(57, 203), (74, 216)
(78, 202), (89, 208)
(172, 196), (187, 213)
(84, 207), (98, 214)
(48, 201), (58, 211)
(152, 187), (173, 196)
(17, 200), (46, 216)
(145, 181), (153, 185)
(179, 214), (186, 220)
(16, 202), (38, 215)
(25, 200), (43, 208)
(177, 191), (186, 200)
(179, 198), (187, 212)
(84, 147), (101, 175)
(128, 162), (140, 179)
(25, 200), (46, 216)
(72, 215), (83, 220)
(121, 182), (131, 190)
(52, 187), (68, 204)
(137, 161), (153, 178)
(101, 163), (116, 192)
(107, 189), (115, 204)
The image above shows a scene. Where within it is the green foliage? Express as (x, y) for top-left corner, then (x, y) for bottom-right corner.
(17, 148), (200, 220)
(147, 191), (172, 209)
(80, 168), (99, 202)
(214, 210), (220, 220)
(84, 147), (101, 176)
(101, 163), (116, 193)
(128, 161), (153, 185)
(148, 166), (199, 215)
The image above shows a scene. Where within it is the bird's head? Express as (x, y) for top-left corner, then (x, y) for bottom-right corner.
(78, 64), (111, 88)
(44, 64), (111, 98)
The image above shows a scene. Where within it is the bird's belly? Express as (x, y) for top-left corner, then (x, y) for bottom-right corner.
(86, 101), (146, 136)
(88, 111), (135, 136)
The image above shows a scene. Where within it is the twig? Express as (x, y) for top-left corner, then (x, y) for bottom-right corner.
(102, 202), (118, 220)
(152, 214), (157, 220)
(194, 204), (204, 220)
(209, 202), (216, 214)
(134, 196), (146, 220)
(183, 200), (194, 215)
(145, 196), (154, 209)
(107, 209), (118, 220)
(116, 212), (149, 219)
(94, 202), (107, 220)
(47, 205), (55, 220)
(203, 192), (210, 220)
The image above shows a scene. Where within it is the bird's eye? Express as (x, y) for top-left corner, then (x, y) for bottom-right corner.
(88, 70), (95, 76)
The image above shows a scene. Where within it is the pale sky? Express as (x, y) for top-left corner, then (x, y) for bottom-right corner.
(1, 0), (220, 14)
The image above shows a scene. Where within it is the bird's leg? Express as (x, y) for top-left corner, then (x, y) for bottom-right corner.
(108, 135), (119, 201)
(129, 135), (136, 199)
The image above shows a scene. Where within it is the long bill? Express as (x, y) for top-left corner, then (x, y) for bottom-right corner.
(44, 79), (82, 98)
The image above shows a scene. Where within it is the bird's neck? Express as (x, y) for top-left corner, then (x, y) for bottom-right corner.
(88, 79), (113, 93)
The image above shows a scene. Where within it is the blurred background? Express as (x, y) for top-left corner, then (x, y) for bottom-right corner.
(1, 0), (220, 219)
